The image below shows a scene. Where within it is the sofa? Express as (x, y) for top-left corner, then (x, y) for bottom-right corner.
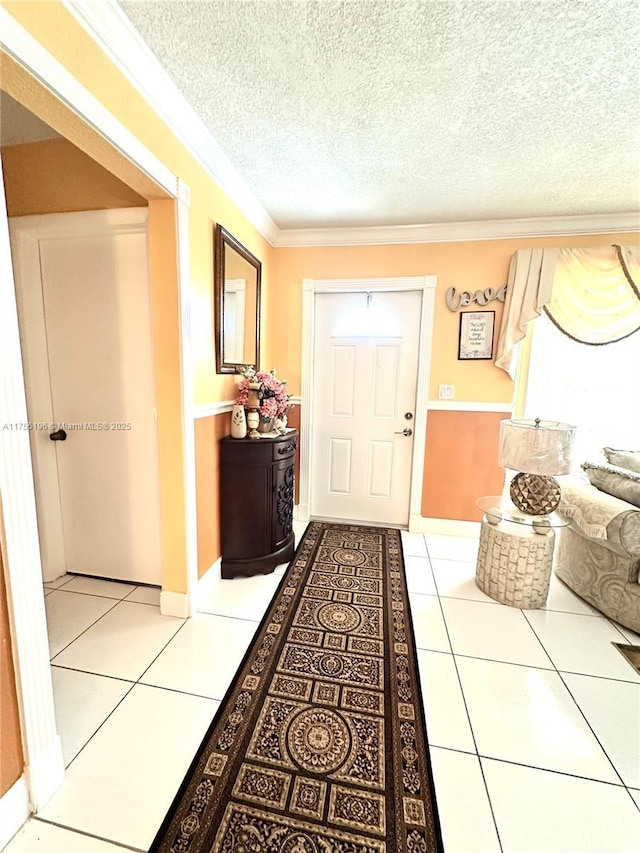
(555, 448), (640, 634)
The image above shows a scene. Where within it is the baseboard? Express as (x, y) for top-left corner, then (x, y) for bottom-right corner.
(195, 558), (221, 611)
(25, 735), (65, 812)
(416, 517), (481, 537)
(160, 590), (192, 618)
(0, 775), (30, 850)
(408, 514), (423, 533)
(160, 559), (223, 618)
(294, 504), (309, 522)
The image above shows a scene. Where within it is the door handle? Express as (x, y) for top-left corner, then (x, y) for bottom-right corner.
(394, 428), (413, 437)
(49, 428), (67, 441)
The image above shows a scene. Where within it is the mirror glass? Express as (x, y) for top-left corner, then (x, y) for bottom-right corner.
(214, 224), (261, 373)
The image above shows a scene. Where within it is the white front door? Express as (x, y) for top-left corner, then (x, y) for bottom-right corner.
(310, 290), (422, 525)
(10, 210), (163, 585)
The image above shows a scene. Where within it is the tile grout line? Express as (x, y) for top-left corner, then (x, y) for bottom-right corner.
(50, 587), (147, 603)
(605, 613), (638, 644)
(407, 586), (611, 619)
(413, 644), (640, 686)
(63, 682), (138, 774)
(431, 745), (636, 791)
(134, 618), (190, 684)
(49, 596), (124, 662)
(426, 538), (639, 839)
(37, 561), (281, 847)
(51, 663), (136, 686)
(41, 538), (639, 849)
(522, 611), (631, 790)
(51, 661), (232, 704)
(422, 540), (506, 853)
(43, 575), (76, 591)
(32, 816), (144, 852)
(60, 618), (206, 771)
(473, 752), (629, 789)
(627, 788), (640, 815)
(51, 600), (188, 772)
(196, 609), (264, 626)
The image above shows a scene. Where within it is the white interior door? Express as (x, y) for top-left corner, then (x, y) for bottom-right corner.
(10, 210), (162, 585)
(310, 290), (422, 525)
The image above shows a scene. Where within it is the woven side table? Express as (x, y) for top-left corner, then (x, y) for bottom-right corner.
(475, 519), (555, 609)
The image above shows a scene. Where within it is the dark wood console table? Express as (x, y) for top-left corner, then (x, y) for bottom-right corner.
(219, 430), (297, 578)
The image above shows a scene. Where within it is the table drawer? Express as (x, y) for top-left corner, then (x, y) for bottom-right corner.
(273, 436), (297, 462)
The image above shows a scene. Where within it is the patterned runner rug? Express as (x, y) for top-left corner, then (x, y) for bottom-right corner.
(150, 522), (443, 853)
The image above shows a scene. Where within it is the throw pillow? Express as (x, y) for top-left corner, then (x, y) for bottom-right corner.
(603, 447), (640, 474)
(582, 461), (640, 508)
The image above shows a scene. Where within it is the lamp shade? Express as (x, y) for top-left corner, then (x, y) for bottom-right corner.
(498, 419), (575, 476)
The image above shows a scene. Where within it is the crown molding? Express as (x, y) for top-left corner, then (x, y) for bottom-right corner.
(56, 2), (640, 250)
(276, 212), (640, 247)
(61, 0), (278, 245)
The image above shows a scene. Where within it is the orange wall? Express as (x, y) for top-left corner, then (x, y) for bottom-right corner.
(270, 232), (636, 400)
(1, 1), (275, 590)
(147, 199), (189, 590)
(423, 411), (511, 521)
(1, 1), (273, 405)
(0, 548), (23, 796)
(195, 413), (230, 577)
(270, 231), (636, 519)
(2, 137), (147, 216)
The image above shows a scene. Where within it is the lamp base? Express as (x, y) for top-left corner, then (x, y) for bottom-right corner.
(510, 473), (561, 516)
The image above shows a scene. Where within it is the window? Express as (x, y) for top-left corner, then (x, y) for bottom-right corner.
(523, 313), (640, 467)
(331, 293), (401, 338)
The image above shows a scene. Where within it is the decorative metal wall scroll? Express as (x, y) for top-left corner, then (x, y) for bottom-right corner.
(446, 284), (507, 312)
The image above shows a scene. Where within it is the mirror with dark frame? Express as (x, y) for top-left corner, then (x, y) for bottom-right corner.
(214, 224), (261, 374)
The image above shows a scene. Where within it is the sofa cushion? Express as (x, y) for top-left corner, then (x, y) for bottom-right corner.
(603, 447), (640, 474)
(582, 461), (640, 509)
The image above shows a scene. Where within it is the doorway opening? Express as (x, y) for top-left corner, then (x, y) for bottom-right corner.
(0, 83), (191, 814)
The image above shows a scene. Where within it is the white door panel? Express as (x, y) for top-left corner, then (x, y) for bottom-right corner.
(310, 290), (421, 525)
(331, 346), (356, 417)
(328, 438), (353, 494)
(371, 344), (399, 419)
(11, 212), (162, 584)
(368, 441), (394, 498)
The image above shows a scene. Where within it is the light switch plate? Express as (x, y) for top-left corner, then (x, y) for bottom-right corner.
(438, 384), (455, 399)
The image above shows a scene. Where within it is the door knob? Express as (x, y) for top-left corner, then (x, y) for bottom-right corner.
(394, 428), (413, 437)
(49, 428), (67, 441)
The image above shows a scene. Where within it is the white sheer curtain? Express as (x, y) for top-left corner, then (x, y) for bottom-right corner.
(495, 245), (640, 378)
(523, 312), (640, 467)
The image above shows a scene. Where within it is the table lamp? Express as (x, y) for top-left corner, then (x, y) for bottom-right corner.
(499, 418), (575, 515)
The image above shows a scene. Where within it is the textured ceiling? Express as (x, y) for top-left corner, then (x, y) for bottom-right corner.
(0, 92), (59, 146)
(119, 1), (640, 229)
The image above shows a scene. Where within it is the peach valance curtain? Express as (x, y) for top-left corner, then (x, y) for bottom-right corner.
(495, 245), (640, 378)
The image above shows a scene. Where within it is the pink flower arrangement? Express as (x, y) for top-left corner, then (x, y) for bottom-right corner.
(235, 368), (293, 419)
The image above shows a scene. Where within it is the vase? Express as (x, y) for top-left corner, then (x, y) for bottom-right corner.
(230, 404), (247, 439)
(257, 416), (275, 433)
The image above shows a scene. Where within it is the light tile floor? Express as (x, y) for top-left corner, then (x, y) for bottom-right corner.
(5, 526), (640, 852)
